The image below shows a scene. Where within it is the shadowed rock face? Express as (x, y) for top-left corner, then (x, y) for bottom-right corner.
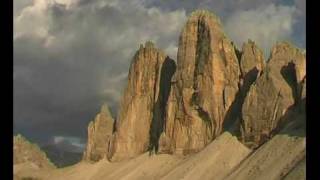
(159, 10), (240, 155)
(149, 57), (176, 154)
(83, 104), (114, 162)
(109, 42), (174, 161)
(226, 102), (306, 180)
(240, 42), (306, 148)
(223, 40), (265, 134)
(14, 134), (56, 169)
(239, 40), (265, 93)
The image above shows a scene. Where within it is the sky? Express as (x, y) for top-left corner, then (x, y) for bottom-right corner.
(14, 0), (305, 152)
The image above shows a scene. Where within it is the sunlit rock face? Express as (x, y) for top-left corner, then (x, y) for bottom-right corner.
(240, 42), (306, 148)
(222, 40), (265, 136)
(109, 41), (176, 161)
(14, 134), (56, 169)
(83, 104), (114, 162)
(159, 10), (241, 155)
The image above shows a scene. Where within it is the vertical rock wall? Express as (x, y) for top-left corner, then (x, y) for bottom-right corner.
(159, 10), (241, 154)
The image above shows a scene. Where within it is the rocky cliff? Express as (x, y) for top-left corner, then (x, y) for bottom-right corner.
(106, 10), (306, 157)
(14, 134), (55, 169)
(238, 40), (265, 97)
(83, 103), (114, 162)
(240, 42), (306, 148)
(222, 40), (266, 134)
(109, 41), (176, 161)
(87, 9), (305, 160)
(79, 10), (306, 161)
(159, 10), (240, 154)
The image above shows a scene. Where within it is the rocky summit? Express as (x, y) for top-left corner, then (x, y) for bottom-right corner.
(240, 42), (306, 148)
(83, 103), (114, 162)
(109, 41), (176, 161)
(159, 10), (240, 155)
(14, 134), (55, 169)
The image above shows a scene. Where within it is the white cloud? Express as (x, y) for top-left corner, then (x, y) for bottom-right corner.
(14, 0), (52, 42)
(14, 0), (186, 57)
(54, 0), (79, 9)
(224, 4), (296, 57)
(53, 135), (85, 150)
(53, 136), (65, 144)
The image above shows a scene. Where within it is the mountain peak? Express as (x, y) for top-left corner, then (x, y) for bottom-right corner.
(100, 103), (113, 118)
(14, 134), (56, 169)
(189, 9), (222, 27)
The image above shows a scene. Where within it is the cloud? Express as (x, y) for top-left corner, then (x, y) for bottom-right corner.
(144, 0), (305, 55)
(14, 0), (186, 144)
(291, 0), (305, 48)
(52, 135), (85, 152)
(224, 4), (296, 57)
(145, 0), (281, 17)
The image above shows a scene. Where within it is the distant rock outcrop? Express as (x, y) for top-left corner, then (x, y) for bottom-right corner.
(240, 42), (306, 148)
(83, 104), (114, 162)
(109, 41), (175, 161)
(159, 10), (240, 154)
(14, 134), (55, 169)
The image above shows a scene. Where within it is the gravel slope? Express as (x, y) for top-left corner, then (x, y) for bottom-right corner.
(14, 132), (251, 180)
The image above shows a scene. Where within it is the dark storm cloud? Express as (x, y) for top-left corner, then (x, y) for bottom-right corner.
(14, 0), (186, 145)
(14, 0), (305, 148)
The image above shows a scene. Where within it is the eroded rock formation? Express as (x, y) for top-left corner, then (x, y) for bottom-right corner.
(109, 41), (175, 161)
(239, 40), (265, 87)
(82, 10), (305, 161)
(14, 134), (55, 169)
(159, 10), (241, 155)
(223, 40), (265, 133)
(83, 104), (114, 162)
(240, 42), (306, 148)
